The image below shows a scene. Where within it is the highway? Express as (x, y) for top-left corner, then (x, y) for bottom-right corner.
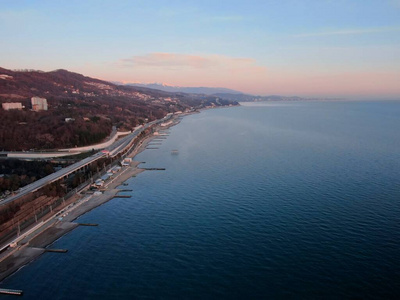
(1, 127), (119, 159)
(0, 151), (106, 206)
(0, 114), (173, 206)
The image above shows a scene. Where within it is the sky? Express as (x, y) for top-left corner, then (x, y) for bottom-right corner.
(1, 0), (400, 98)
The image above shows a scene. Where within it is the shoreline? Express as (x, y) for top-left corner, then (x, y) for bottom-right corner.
(0, 116), (182, 283)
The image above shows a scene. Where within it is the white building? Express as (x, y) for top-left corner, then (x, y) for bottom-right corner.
(2, 102), (23, 110)
(31, 97), (48, 111)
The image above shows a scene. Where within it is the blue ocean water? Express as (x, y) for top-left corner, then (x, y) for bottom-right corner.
(1, 101), (400, 299)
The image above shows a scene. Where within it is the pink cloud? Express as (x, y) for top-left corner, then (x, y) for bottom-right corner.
(118, 53), (266, 73)
(120, 53), (215, 69)
(253, 69), (400, 97)
(294, 26), (400, 38)
(105, 53), (400, 98)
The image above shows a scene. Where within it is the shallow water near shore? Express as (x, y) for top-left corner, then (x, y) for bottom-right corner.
(1, 101), (400, 299)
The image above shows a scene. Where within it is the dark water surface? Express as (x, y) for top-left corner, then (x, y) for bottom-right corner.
(2, 101), (400, 299)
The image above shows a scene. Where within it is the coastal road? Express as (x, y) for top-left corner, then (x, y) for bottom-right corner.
(1, 127), (119, 159)
(0, 151), (107, 206)
(0, 114), (173, 206)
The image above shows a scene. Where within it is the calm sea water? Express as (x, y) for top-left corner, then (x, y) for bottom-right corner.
(2, 101), (400, 299)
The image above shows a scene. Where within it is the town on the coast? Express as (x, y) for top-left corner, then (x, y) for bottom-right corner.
(0, 68), (239, 288)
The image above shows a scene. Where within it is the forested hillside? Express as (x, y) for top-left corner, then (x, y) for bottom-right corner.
(0, 68), (238, 150)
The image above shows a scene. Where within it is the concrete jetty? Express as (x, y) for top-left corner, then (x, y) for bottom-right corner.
(78, 223), (99, 227)
(0, 288), (23, 296)
(113, 195), (132, 199)
(45, 249), (68, 253)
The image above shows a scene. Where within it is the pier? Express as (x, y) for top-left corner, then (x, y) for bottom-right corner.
(0, 288), (23, 296)
(45, 249), (68, 253)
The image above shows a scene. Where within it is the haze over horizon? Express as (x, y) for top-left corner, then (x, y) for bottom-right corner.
(1, 0), (399, 99)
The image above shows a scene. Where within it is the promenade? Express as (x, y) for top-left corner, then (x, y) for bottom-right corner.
(0, 119), (177, 282)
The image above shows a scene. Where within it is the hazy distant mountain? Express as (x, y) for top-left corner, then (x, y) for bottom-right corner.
(122, 82), (243, 95)
(117, 82), (335, 102)
(212, 93), (306, 102)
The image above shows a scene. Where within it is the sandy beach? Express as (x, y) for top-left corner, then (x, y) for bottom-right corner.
(0, 119), (179, 282)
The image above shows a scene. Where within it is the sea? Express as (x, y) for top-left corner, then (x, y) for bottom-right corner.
(1, 100), (400, 299)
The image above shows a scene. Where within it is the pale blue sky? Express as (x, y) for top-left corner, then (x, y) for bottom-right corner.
(1, 0), (399, 97)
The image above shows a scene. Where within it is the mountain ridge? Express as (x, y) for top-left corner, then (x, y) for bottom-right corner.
(117, 81), (340, 102)
(119, 82), (243, 95)
(0, 67), (238, 151)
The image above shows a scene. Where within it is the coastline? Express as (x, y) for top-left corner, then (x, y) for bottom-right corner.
(0, 116), (182, 283)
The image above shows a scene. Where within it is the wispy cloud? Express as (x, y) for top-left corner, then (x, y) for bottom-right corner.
(157, 6), (199, 18)
(294, 26), (400, 37)
(118, 53), (265, 73)
(209, 15), (244, 22)
(120, 53), (211, 69)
